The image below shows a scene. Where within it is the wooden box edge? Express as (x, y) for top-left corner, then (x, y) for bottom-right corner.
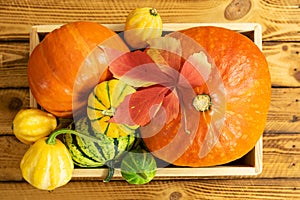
(29, 22), (263, 178)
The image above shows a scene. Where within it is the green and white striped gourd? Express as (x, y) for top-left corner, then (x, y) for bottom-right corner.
(63, 117), (136, 168)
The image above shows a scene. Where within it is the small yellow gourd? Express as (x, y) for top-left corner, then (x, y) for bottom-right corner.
(12, 108), (57, 144)
(124, 7), (163, 49)
(20, 130), (74, 191)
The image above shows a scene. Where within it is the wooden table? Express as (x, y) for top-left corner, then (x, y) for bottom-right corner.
(1, 0), (299, 199)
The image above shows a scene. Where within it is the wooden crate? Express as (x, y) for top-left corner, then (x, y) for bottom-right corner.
(29, 23), (263, 179)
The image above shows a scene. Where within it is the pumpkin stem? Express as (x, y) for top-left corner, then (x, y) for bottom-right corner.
(192, 94), (212, 112)
(102, 107), (116, 116)
(46, 128), (102, 145)
(149, 8), (158, 16)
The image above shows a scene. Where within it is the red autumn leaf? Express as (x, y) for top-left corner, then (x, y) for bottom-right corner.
(111, 86), (170, 126)
(98, 45), (128, 65)
(104, 35), (216, 136)
(161, 88), (180, 123)
(147, 36), (183, 72)
(107, 48), (182, 127)
(180, 52), (211, 88)
(109, 51), (170, 87)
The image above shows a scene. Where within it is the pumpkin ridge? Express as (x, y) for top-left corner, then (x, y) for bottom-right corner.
(34, 45), (73, 113)
(68, 23), (94, 64)
(104, 122), (111, 136)
(106, 81), (112, 110)
(90, 116), (105, 121)
(112, 83), (130, 107)
(87, 105), (103, 112)
(92, 90), (107, 111)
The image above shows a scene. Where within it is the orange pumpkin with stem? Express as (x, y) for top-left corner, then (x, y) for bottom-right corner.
(28, 21), (128, 118)
(140, 26), (271, 167)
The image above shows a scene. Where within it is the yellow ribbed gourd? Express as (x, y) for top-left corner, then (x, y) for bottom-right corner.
(124, 7), (163, 49)
(20, 134), (74, 191)
(87, 79), (138, 138)
(12, 108), (57, 144)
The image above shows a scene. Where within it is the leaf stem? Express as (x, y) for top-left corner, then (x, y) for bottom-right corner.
(175, 88), (190, 135)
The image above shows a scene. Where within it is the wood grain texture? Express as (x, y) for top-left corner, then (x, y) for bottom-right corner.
(0, 89), (29, 134)
(0, 40), (299, 89)
(266, 88), (300, 133)
(0, 133), (298, 181)
(0, 42), (29, 88)
(0, 136), (28, 181)
(1, 42), (299, 89)
(0, 0), (299, 41)
(264, 42), (300, 87)
(1, 179), (299, 200)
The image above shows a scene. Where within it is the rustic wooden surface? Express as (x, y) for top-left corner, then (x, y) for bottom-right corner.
(0, 0), (299, 199)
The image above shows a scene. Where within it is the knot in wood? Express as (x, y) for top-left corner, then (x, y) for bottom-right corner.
(224, 0), (252, 20)
(9, 97), (23, 111)
(169, 191), (182, 200)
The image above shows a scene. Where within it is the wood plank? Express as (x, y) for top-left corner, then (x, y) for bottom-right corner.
(0, 136), (28, 181)
(264, 42), (300, 87)
(0, 42), (29, 88)
(266, 88), (300, 133)
(0, 41), (299, 89)
(0, 133), (298, 181)
(0, 89), (30, 134)
(0, 40), (300, 89)
(261, 134), (299, 178)
(1, 178), (299, 200)
(0, 0), (299, 41)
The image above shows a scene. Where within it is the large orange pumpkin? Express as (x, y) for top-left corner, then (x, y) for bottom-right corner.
(141, 26), (271, 167)
(28, 21), (128, 118)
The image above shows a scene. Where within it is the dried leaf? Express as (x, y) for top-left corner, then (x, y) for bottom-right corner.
(111, 86), (170, 126)
(109, 51), (170, 87)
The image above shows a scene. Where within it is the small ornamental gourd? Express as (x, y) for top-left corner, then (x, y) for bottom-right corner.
(124, 7), (163, 49)
(20, 132), (74, 190)
(63, 117), (136, 168)
(12, 108), (57, 144)
(87, 79), (138, 138)
(121, 148), (157, 185)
